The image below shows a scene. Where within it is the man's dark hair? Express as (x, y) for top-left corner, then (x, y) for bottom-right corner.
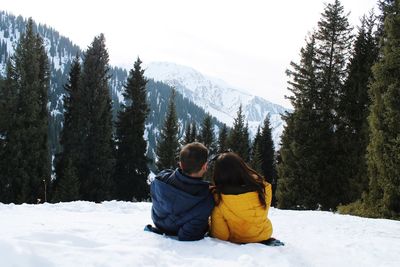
(180, 142), (208, 175)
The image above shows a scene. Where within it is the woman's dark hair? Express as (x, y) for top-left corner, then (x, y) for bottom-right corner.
(212, 152), (266, 207)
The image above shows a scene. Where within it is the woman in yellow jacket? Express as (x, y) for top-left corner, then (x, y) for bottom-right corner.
(210, 152), (273, 244)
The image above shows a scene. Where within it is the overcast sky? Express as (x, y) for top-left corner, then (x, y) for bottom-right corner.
(2, 0), (378, 108)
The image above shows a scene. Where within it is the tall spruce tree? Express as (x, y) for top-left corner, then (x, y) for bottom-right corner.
(259, 115), (276, 206)
(199, 114), (216, 154)
(115, 57), (150, 201)
(337, 14), (379, 204)
(366, 0), (400, 219)
(228, 105), (250, 161)
(250, 127), (263, 174)
(79, 34), (115, 202)
(259, 116), (276, 184)
(182, 122), (192, 145)
(217, 123), (228, 153)
(53, 55), (82, 202)
(278, 1), (353, 210)
(315, 0), (353, 209)
(156, 89), (180, 171)
(277, 35), (323, 209)
(190, 121), (197, 143)
(0, 61), (17, 203)
(0, 19), (50, 203)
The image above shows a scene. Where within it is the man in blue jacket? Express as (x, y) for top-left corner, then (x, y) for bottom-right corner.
(150, 142), (214, 241)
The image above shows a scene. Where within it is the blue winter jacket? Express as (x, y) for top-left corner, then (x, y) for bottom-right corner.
(150, 169), (214, 241)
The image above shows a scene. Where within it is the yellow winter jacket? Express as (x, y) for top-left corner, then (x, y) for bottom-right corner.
(210, 183), (273, 243)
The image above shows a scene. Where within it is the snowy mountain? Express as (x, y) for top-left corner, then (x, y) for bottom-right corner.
(145, 62), (290, 146)
(1, 201), (399, 267)
(0, 11), (223, 165)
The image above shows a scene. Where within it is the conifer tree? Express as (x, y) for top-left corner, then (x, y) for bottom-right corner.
(199, 114), (216, 154)
(79, 34), (115, 202)
(190, 121), (197, 143)
(337, 14), (379, 203)
(156, 89), (180, 171)
(228, 105), (250, 161)
(182, 122), (192, 145)
(217, 123), (228, 153)
(250, 127), (263, 174)
(366, 0), (400, 219)
(0, 19), (50, 203)
(259, 116), (276, 184)
(258, 116), (277, 205)
(53, 55), (82, 202)
(277, 35), (322, 209)
(278, 1), (353, 210)
(0, 62), (16, 203)
(115, 57), (150, 201)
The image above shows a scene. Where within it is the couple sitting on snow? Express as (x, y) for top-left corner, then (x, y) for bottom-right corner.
(148, 142), (280, 246)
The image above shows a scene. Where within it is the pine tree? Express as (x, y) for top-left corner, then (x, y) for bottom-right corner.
(217, 123), (228, 153)
(53, 55), (82, 202)
(314, 0), (353, 209)
(190, 121), (197, 143)
(337, 14), (379, 204)
(228, 105), (250, 161)
(79, 34), (115, 202)
(156, 89), (180, 171)
(0, 19), (50, 203)
(182, 122), (192, 145)
(0, 61), (16, 203)
(115, 57), (150, 201)
(250, 127), (263, 174)
(199, 114), (216, 154)
(366, 0), (400, 219)
(277, 35), (323, 209)
(278, 1), (353, 210)
(259, 116), (276, 205)
(259, 116), (276, 183)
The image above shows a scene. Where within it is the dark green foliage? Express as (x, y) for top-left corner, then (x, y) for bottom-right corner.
(53, 157), (80, 202)
(190, 121), (197, 143)
(366, 0), (400, 219)
(336, 14), (379, 204)
(156, 89), (180, 171)
(277, 35), (325, 210)
(78, 34), (115, 202)
(53, 55), (82, 202)
(217, 123), (228, 153)
(250, 127), (263, 174)
(115, 58), (150, 201)
(182, 123), (192, 145)
(228, 105), (250, 162)
(257, 116), (277, 205)
(278, 0), (353, 210)
(199, 114), (216, 154)
(0, 19), (50, 203)
(259, 116), (276, 184)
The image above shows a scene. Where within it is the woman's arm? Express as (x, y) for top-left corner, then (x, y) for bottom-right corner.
(210, 206), (229, 241)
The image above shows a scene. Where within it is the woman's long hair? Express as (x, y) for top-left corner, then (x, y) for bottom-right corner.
(212, 152), (266, 207)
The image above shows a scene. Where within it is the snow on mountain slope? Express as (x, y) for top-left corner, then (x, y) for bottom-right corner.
(0, 201), (399, 267)
(145, 62), (290, 147)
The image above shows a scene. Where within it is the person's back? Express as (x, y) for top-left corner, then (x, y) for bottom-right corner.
(210, 152), (273, 243)
(150, 142), (214, 241)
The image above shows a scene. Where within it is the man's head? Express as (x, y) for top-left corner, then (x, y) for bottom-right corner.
(179, 142), (208, 178)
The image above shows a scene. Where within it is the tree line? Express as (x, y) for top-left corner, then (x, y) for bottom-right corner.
(277, 0), (399, 220)
(0, 19), (276, 204)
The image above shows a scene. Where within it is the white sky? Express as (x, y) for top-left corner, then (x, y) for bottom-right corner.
(2, 0), (378, 108)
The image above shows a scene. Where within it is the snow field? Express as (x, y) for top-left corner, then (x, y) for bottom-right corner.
(0, 201), (399, 267)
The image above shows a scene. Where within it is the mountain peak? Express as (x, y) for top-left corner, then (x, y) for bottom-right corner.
(144, 61), (289, 147)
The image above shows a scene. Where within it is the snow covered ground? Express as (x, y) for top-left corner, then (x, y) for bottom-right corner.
(0, 201), (399, 267)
